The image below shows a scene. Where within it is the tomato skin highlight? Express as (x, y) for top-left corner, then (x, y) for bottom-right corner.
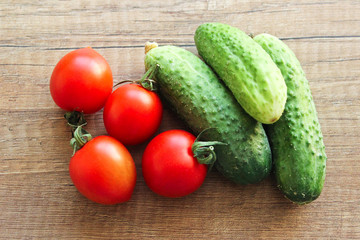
(142, 130), (207, 198)
(50, 47), (113, 114)
(69, 135), (136, 205)
(103, 84), (163, 145)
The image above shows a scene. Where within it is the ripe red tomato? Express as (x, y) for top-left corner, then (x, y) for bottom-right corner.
(103, 84), (163, 145)
(69, 135), (136, 204)
(142, 130), (208, 198)
(50, 47), (113, 114)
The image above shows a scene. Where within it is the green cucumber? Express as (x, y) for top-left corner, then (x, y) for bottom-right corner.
(144, 44), (272, 184)
(254, 33), (326, 204)
(194, 22), (287, 124)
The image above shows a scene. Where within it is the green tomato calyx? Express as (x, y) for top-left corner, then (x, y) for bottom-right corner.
(191, 128), (227, 171)
(64, 111), (92, 155)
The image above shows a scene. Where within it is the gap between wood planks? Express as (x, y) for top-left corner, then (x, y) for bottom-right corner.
(0, 35), (359, 50)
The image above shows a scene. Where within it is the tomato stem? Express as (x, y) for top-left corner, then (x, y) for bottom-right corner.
(70, 125), (92, 156)
(191, 128), (227, 171)
(64, 111), (92, 155)
(112, 64), (159, 91)
(113, 80), (137, 88)
(139, 64), (159, 91)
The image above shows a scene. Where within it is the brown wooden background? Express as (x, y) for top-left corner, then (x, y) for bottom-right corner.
(1, 0), (359, 239)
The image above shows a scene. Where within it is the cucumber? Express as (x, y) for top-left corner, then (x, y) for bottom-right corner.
(194, 23), (287, 124)
(254, 33), (326, 204)
(144, 44), (272, 184)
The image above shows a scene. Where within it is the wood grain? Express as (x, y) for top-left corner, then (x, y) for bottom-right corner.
(1, 0), (359, 239)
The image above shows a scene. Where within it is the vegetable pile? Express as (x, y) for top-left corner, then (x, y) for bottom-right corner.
(50, 22), (326, 205)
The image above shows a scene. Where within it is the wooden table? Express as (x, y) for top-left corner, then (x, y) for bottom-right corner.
(1, 0), (359, 239)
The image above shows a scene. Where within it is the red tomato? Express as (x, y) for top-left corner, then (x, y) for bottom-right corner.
(103, 84), (163, 145)
(142, 130), (207, 198)
(50, 47), (113, 114)
(69, 135), (136, 204)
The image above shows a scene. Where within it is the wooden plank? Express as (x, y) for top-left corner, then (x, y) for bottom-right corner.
(1, 0), (359, 239)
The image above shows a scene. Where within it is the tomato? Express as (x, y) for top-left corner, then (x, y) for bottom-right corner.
(103, 84), (163, 145)
(69, 135), (136, 204)
(50, 47), (113, 114)
(142, 130), (207, 198)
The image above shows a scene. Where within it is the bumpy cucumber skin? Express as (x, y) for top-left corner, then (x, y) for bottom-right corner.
(254, 33), (326, 204)
(145, 46), (272, 184)
(194, 23), (287, 124)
